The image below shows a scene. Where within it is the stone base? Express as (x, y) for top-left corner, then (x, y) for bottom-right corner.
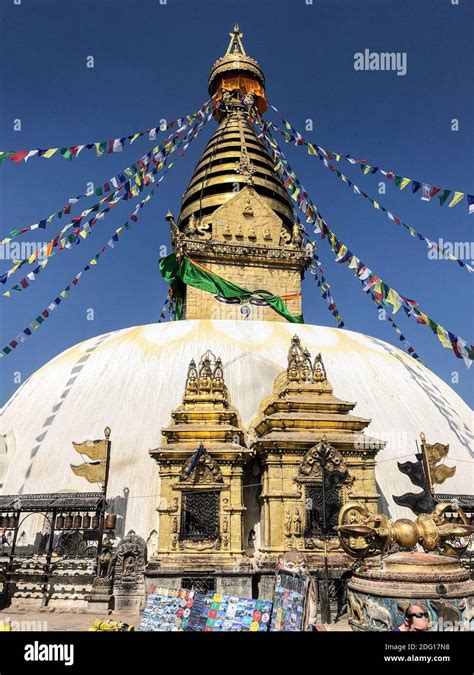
(145, 560), (254, 598)
(84, 600), (112, 615)
(347, 552), (474, 632)
(85, 577), (113, 614)
(114, 592), (146, 614)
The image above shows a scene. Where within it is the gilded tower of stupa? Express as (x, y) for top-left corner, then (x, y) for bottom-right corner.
(168, 24), (308, 322)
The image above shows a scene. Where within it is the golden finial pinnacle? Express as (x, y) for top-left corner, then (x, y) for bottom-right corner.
(226, 23), (246, 56)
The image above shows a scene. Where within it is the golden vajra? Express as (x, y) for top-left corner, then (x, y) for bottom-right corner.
(338, 501), (474, 558)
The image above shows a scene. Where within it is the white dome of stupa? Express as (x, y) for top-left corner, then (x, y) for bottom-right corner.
(0, 320), (472, 546)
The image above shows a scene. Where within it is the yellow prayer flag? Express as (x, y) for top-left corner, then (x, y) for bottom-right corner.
(373, 201), (380, 210)
(336, 244), (347, 260)
(307, 143), (318, 156)
(291, 187), (300, 202)
(348, 255), (359, 270)
(386, 288), (402, 313)
(42, 148), (58, 159)
(448, 191), (464, 208)
(436, 325), (451, 349)
(363, 165), (371, 174)
(334, 153), (341, 161)
(130, 133), (140, 144)
(3, 291), (11, 298)
(373, 279), (382, 294)
(400, 178), (411, 190)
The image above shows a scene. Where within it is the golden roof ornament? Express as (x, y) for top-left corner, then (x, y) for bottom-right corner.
(208, 24), (266, 99)
(287, 336), (329, 385)
(184, 350), (229, 403)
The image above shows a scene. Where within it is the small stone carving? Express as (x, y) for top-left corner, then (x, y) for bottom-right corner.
(364, 597), (393, 630)
(293, 508), (302, 536)
(97, 535), (115, 579)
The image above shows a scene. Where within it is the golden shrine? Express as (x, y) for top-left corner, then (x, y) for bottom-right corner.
(149, 350), (253, 594)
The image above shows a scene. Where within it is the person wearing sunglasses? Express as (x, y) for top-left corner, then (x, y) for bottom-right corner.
(391, 604), (430, 632)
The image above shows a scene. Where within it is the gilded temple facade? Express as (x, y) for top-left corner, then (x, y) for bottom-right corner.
(149, 350), (254, 595)
(149, 336), (384, 596)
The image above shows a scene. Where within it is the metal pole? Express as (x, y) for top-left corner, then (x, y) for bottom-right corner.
(95, 427), (111, 572)
(42, 510), (56, 607)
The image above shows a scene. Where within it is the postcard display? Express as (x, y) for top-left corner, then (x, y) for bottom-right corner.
(138, 587), (198, 631)
(138, 588), (272, 632)
(269, 571), (308, 632)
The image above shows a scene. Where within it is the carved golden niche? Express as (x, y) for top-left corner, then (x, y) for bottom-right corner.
(149, 350), (251, 568)
(250, 335), (385, 566)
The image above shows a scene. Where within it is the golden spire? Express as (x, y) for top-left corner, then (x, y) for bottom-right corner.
(226, 24), (246, 55)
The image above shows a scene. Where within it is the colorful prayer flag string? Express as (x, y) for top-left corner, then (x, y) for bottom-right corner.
(0, 95), (217, 166)
(0, 188), (158, 358)
(267, 102), (474, 214)
(264, 117), (473, 274)
(375, 303), (423, 364)
(307, 242), (345, 328)
(249, 109), (473, 367)
(0, 114), (211, 297)
(0, 98), (214, 245)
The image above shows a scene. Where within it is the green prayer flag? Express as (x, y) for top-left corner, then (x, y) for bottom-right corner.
(439, 189), (451, 206)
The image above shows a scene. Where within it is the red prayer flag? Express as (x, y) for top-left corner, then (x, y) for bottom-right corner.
(10, 150), (29, 163)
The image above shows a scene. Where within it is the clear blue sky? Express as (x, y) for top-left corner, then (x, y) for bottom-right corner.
(0, 0), (473, 406)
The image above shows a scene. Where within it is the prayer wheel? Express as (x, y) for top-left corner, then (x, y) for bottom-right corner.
(73, 515), (82, 529)
(55, 514), (65, 529)
(64, 514), (73, 529)
(105, 514), (117, 529)
(83, 514), (91, 529)
(91, 515), (100, 529)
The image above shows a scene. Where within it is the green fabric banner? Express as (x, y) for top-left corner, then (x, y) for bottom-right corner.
(159, 253), (303, 323)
